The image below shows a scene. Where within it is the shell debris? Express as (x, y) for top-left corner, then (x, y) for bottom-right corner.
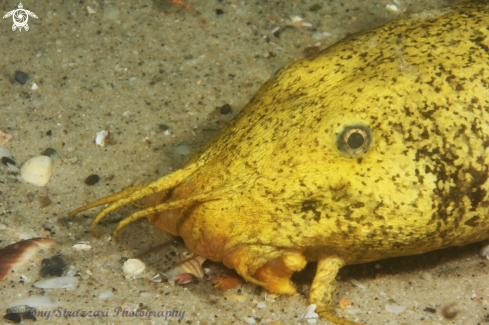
(301, 304), (319, 320)
(163, 255), (206, 279)
(33, 276), (78, 289)
(0, 130), (13, 145)
(95, 130), (110, 147)
(10, 296), (58, 308)
(173, 273), (195, 284)
(122, 258), (146, 278)
(72, 243), (92, 250)
(0, 238), (60, 281)
(20, 156), (53, 187)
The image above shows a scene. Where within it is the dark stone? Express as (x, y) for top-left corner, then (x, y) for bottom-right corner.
(215, 8), (224, 15)
(39, 255), (66, 278)
(3, 312), (21, 323)
(217, 104), (232, 115)
(41, 148), (56, 157)
(424, 307), (436, 313)
(1, 157), (15, 166)
(46, 130), (52, 136)
(158, 124), (169, 132)
(14, 71), (29, 85)
(84, 174), (100, 186)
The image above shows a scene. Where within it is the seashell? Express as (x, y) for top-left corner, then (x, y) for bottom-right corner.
(122, 258), (146, 278)
(301, 304), (319, 320)
(20, 156), (53, 187)
(0, 130), (13, 145)
(72, 243), (92, 250)
(212, 274), (244, 291)
(10, 296), (58, 308)
(98, 290), (114, 300)
(480, 244), (489, 259)
(173, 273), (194, 284)
(163, 255), (205, 279)
(33, 276), (78, 289)
(95, 130), (110, 147)
(0, 238), (60, 281)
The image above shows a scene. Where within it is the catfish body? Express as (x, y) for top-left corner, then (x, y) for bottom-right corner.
(71, 2), (489, 324)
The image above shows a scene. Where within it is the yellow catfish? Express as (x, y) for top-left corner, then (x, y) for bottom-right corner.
(70, 2), (489, 324)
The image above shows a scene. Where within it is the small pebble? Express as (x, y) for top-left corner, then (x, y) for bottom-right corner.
(2, 156), (15, 166)
(0, 130), (13, 145)
(46, 130), (52, 136)
(215, 8), (224, 15)
(41, 148), (56, 157)
(31, 82), (39, 90)
(40, 255), (66, 278)
(20, 156), (53, 187)
(14, 71), (29, 85)
(98, 290), (114, 300)
(158, 124), (169, 132)
(33, 276), (78, 289)
(217, 104), (232, 115)
(85, 174), (100, 186)
(3, 313), (21, 323)
(122, 258), (146, 278)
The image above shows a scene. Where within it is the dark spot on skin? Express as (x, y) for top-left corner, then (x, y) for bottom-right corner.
(301, 200), (321, 222)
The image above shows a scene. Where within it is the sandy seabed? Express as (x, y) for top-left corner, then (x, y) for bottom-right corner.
(2, 0), (488, 324)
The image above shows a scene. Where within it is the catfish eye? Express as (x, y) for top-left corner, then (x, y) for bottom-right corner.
(337, 125), (373, 156)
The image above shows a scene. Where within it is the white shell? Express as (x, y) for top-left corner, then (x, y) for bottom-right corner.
(122, 258), (146, 278)
(33, 276), (78, 289)
(301, 304), (319, 320)
(0, 130), (13, 145)
(98, 290), (114, 300)
(163, 255), (206, 278)
(95, 130), (109, 147)
(20, 156), (53, 186)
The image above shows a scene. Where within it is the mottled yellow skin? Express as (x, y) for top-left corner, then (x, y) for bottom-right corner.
(70, 2), (489, 324)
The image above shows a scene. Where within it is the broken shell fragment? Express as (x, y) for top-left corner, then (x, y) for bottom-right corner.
(0, 130), (13, 145)
(10, 296), (59, 308)
(122, 258), (146, 278)
(173, 273), (194, 284)
(33, 276), (78, 289)
(0, 238), (60, 281)
(163, 255), (206, 279)
(95, 130), (110, 147)
(20, 156), (53, 186)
